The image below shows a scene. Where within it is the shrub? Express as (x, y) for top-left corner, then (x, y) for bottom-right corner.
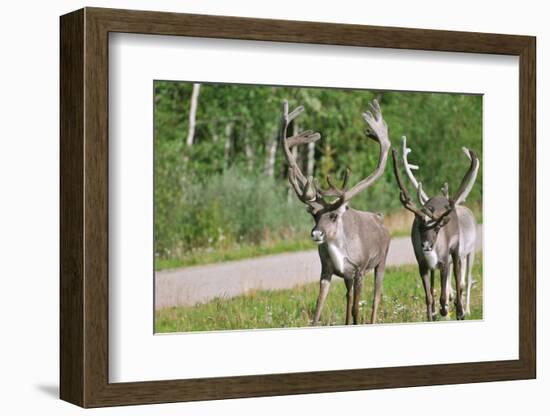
(155, 167), (311, 259)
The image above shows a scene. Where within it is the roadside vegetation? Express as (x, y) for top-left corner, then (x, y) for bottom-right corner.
(154, 206), (461, 270)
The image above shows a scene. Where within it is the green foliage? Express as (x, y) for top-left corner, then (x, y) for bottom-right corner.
(155, 256), (483, 332)
(155, 81), (482, 265)
(155, 167), (310, 259)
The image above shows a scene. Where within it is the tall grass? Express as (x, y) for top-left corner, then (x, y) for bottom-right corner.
(155, 167), (311, 262)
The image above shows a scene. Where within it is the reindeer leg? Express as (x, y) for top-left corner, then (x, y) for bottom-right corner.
(419, 266), (433, 321)
(465, 251), (475, 315)
(371, 265), (384, 324)
(430, 270), (436, 317)
(452, 254), (466, 320)
(447, 263), (455, 302)
(312, 274), (332, 325)
(352, 274), (364, 325)
(344, 278), (354, 325)
(439, 260), (450, 318)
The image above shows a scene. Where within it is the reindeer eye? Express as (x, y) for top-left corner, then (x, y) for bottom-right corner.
(329, 213), (338, 222)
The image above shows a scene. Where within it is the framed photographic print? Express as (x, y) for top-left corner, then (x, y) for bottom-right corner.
(60, 7), (536, 408)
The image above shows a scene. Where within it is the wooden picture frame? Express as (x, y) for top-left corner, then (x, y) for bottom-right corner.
(60, 7), (536, 408)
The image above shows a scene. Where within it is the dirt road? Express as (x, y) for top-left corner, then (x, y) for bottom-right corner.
(155, 226), (482, 309)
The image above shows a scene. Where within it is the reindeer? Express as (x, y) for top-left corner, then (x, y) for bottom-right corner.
(281, 99), (391, 325)
(391, 136), (480, 321)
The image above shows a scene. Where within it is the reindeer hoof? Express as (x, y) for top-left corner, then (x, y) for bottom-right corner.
(440, 306), (448, 317)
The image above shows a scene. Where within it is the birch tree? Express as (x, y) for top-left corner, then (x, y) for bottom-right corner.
(185, 83), (201, 147)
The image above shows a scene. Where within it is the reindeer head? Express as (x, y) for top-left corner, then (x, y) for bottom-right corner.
(415, 196), (454, 252)
(281, 100), (390, 245)
(391, 137), (479, 253)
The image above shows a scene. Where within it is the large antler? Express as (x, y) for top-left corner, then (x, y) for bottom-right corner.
(318, 99), (391, 210)
(391, 149), (453, 223)
(281, 101), (324, 211)
(401, 137), (478, 206)
(453, 147), (480, 205)
(401, 136), (429, 204)
(282, 99), (390, 213)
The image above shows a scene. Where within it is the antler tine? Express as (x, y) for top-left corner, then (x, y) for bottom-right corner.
(322, 168), (350, 197)
(340, 168), (350, 189)
(363, 99), (387, 143)
(288, 167), (317, 204)
(287, 105), (304, 123)
(391, 149), (427, 218)
(453, 147), (480, 205)
(281, 101), (305, 185)
(441, 182), (449, 198)
(281, 101), (321, 186)
(402, 136), (429, 204)
(417, 182), (425, 206)
(286, 130), (321, 148)
(281, 101), (325, 211)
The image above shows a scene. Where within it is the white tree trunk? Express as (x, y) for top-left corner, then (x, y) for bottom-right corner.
(186, 83), (201, 147)
(243, 123), (254, 172)
(265, 133), (277, 177)
(265, 128), (279, 178)
(224, 123), (233, 169)
(244, 142), (254, 172)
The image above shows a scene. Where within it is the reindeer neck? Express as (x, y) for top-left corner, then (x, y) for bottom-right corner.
(326, 220), (359, 274)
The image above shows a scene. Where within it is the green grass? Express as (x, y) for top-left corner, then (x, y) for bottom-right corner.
(155, 255), (483, 332)
(155, 238), (314, 270)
